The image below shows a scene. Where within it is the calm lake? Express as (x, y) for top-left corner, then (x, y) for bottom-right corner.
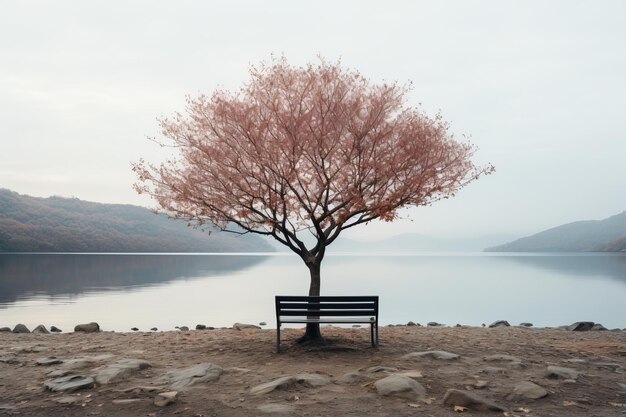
(1, 253), (625, 332)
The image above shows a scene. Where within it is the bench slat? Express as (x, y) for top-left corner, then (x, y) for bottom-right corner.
(278, 309), (376, 316)
(277, 302), (376, 310)
(281, 318), (375, 324)
(276, 296), (378, 302)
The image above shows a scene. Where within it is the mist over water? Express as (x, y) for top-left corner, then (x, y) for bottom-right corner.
(1, 253), (625, 331)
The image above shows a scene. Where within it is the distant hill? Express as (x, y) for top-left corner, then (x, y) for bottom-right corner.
(485, 211), (626, 252)
(0, 189), (273, 252)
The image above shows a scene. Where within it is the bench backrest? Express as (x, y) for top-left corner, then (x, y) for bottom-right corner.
(275, 295), (379, 317)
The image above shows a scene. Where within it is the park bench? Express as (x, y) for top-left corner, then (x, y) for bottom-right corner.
(275, 295), (379, 352)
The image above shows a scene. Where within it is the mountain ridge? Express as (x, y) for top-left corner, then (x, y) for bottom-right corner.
(0, 188), (273, 252)
(485, 211), (626, 252)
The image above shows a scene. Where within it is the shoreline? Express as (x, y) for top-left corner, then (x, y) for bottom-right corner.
(1, 326), (625, 416)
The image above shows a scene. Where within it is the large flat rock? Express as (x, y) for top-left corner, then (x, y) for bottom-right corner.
(402, 350), (460, 360)
(443, 389), (504, 412)
(44, 375), (95, 392)
(374, 374), (426, 400)
(93, 358), (151, 384)
(158, 363), (223, 390)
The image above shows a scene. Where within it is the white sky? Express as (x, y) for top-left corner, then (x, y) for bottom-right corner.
(1, 1), (625, 240)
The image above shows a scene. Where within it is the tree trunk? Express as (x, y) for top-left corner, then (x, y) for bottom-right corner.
(300, 259), (323, 342)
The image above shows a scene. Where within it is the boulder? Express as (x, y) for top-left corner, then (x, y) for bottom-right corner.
(32, 324), (49, 334)
(545, 366), (579, 380)
(0, 354), (18, 364)
(488, 320), (510, 328)
(567, 321), (594, 331)
(442, 389), (505, 412)
(44, 374), (95, 392)
(374, 374), (426, 400)
(150, 327), (158, 331)
(159, 363), (223, 390)
(591, 323), (607, 331)
(195, 324), (207, 330)
(233, 322), (261, 330)
(427, 322), (444, 327)
(130, 327), (139, 331)
(93, 359), (151, 384)
(250, 376), (295, 395)
(154, 391), (178, 407)
(519, 322), (533, 327)
(259, 322), (267, 326)
(0, 327), (11, 332)
(74, 322), (100, 333)
(50, 326), (62, 333)
(12, 324), (30, 333)
(507, 381), (549, 400)
(338, 371), (367, 384)
(407, 321), (418, 326)
(178, 326), (189, 331)
(402, 350), (460, 360)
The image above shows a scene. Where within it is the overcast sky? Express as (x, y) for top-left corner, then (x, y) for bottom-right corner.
(1, 1), (625, 241)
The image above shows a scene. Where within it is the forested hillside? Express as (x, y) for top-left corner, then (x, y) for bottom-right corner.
(0, 189), (273, 252)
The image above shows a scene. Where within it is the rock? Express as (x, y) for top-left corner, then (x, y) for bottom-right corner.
(545, 366), (579, 380)
(12, 324), (30, 333)
(233, 322), (261, 330)
(295, 373), (331, 387)
(0, 354), (18, 364)
(259, 322), (267, 326)
(257, 404), (295, 414)
(0, 327), (11, 332)
(618, 382), (626, 391)
(159, 363), (223, 390)
(37, 356), (63, 366)
(483, 354), (523, 368)
(508, 381), (549, 400)
(519, 322), (533, 327)
(178, 326), (189, 331)
(32, 324), (49, 334)
(591, 323), (607, 331)
(154, 391), (178, 407)
(374, 374), (426, 400)
(592, 362), (622, 372)
(339, 372), (367, 384)
(364, 366), (398, 373)
(48, 369), (73, 377)
(195, 324), (206, 330)
(427, 322), (444, 327)
(395, 370), (423, 380)
(442, 389), (505, 412)
(407, 321), (417, 326)
(50, 326), (62, 333)
(150, 327), (158, 331)
(474, 380), (489, 389)
(44, 374), (95, 392)
(53, 396), (82, 405)
(250, 376), (295, 395)
(402, 350), (460, 360)
(112, 399), (142, 405)
(567, 321), (594, 331)
(74, 322), (100, 333)
(488, 320), (510, 328)
(94, 359), (151, 384)
(130, 327), (139, 331)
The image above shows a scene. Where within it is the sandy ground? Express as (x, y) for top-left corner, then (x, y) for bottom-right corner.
(1, 326), (626, 417)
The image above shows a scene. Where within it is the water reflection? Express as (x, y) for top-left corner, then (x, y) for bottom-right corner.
(497, 253), (626, 284)
(0, 254), (268, 306)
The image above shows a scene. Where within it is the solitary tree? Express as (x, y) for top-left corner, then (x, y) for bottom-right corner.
(133, 58), (493, 342)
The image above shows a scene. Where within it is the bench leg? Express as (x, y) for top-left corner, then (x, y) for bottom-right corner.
(276, 324), (281, 353)
(370, 323), (375, 348)
(375, 322), (379, 347)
